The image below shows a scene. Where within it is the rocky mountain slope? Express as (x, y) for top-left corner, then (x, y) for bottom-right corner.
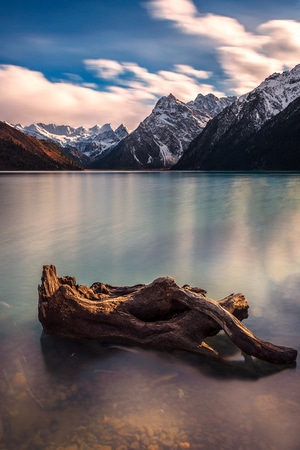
(0, 122), (82, 170)
(90, 93), (235, 169)
(174, 64), (300, 170)
(13, 122), (129, 164)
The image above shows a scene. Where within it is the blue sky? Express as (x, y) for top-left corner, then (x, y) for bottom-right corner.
(1, 0), (300, 129)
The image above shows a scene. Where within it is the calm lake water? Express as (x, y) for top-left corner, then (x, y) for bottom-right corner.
(0, 171), (300, 450)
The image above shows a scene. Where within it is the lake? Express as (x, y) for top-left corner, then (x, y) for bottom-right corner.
(0, 171), (300, 450)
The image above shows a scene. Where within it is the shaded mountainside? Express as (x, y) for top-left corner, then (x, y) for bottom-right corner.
(0, 122), (82, 170)
(90, 93), (235, 170)
(238, 96), (300, 170)
(174, 64), (300, 170)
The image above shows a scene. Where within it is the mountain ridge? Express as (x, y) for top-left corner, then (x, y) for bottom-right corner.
(13, 122), (129, 163)
(174, 64), (300, 170)
(0, 122), (82, 170)
(4, 64), (300, 171)
(90, 93), (236, 169)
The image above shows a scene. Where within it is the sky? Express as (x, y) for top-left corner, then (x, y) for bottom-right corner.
(1, 0), (300, 130)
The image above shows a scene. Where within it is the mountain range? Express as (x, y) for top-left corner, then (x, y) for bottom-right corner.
(4, 63), (300, 171)
(14, 122), (129, 165)
(0, 122), (82, 170)
(174, 64), (300, 170)
(90, 93), (235, 169)
(177, 94), (300, 171)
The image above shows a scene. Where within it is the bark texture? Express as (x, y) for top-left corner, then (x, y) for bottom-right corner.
(38, 265), (297, 364)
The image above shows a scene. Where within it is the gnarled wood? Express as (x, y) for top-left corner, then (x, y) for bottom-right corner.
(38, 265), (297, 364)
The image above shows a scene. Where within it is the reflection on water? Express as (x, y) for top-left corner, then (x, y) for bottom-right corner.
(1, 172), (300, 449)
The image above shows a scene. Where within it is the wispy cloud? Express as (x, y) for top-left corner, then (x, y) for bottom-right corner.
(84, 59), (221, 100)
(145, 0), (300, 94)
(145, 0), (263, 46)
(174, 64), (211, 79)
(85, 59), (125, 79)
(0, 62), (222, 129)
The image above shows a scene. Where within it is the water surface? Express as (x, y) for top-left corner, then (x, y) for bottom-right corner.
(0, 171), (299, 449)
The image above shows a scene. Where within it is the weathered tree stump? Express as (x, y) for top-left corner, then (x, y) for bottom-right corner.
(38, 265), (297, 364)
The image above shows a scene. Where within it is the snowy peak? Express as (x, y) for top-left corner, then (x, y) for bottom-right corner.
(0, 121), (82, 170)
(150, 92), (235, 129)
(256, 63), (300, 93)
(13, 122), (129, 160)
(174, 63), (300, 170)
(91, 92), (236, 169)
(151, 93), (199, 122)
(227, 62), (300, 130)
(188, 93), (237, 119)
(238, 63), (300, 121)
(153, 93), (183, 112)
(115, 124), (129, 140)
(137, 92), (231, 166)
(32, 123), (78, 136)
(98, 123), (113, 134)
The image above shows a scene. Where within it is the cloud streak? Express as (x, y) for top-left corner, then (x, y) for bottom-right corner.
(146, 0), (300, 94)
(84, 59), (219, 100)
(0, 62), (222, 129)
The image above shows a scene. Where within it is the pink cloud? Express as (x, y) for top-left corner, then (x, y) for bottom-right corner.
(0, 63), (223, 129)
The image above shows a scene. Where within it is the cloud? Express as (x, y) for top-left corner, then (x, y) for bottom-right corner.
(0, 63), (223, 129)
(217, 47), (283, 95)
(0, 65), (149, 129)
(174, 64), (211, 79)
(146, 0), (300, 94)
(146, 0), (198, 21)
(258, 20), (300, 66)
(84, 59), (224, 110)
(84, 59), (219, 99)
(145, 0), (263, 46)
(84, 59), (125, 79)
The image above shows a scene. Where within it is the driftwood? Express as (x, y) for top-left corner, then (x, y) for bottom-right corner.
(38, 265), (297, 365)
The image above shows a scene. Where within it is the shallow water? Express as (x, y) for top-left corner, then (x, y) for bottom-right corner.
(0, 171), (300, 450)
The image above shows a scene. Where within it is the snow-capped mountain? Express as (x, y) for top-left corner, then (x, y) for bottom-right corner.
(13, 122), (129, 161)
(0, 122), (82, 171)
(232, 95), (300, 170)
(174, 64), (300, 170)
(187, 93), (236, 120)
(91, 93), (235, 169)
